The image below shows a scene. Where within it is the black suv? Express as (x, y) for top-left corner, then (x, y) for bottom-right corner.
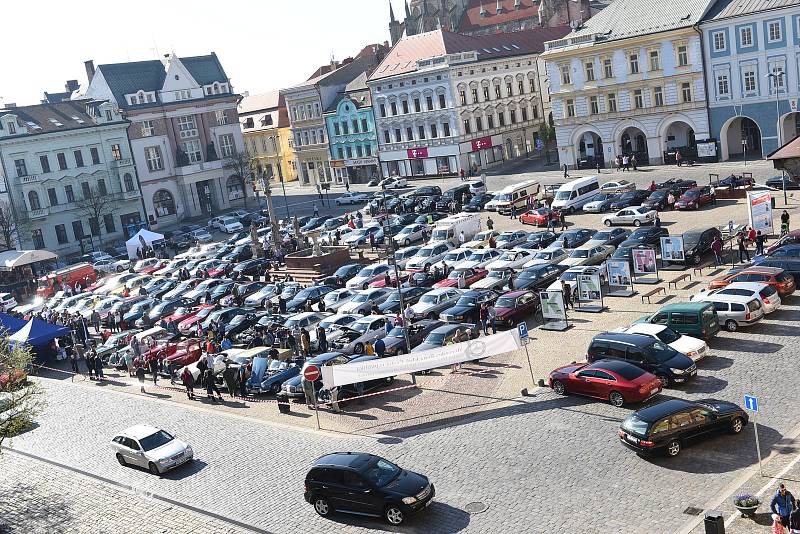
(305, 452), (434, 526)
(619, 399), (748, 457)
(410, 185), (442, 197)
(587, 332), (696, 386)
(618, 226), (669, 250)
(682, 227), (722, 265)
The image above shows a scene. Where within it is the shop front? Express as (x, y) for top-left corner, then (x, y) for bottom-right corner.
(461, 135), (505, 175)
(331, 157), (381, 185)
(379, 145), (460, 179)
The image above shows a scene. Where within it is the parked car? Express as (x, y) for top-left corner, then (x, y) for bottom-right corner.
(619, 227), (670, 251)
(512, 264), (565, 291)
(520, 207), (560, 227)
(209, 216), (244, 234)
(405, 242), (454, 271)
(433, 267), (488, 289)
(713, 174), (755, 188)
(708, 266), (794, 297)
(635, 301), (720, 340)
(329, 315), (389, 354)
(486, 249), (535, 270)
(411, 322), (478, 352)
(526, 231), (559, 249)
(600, 180), (636, 194)
(322, 288), (357, 312)
(393, 224), (428, 246)
(495, 230), (529, 249)
(378, 286), (428, 314)
(304, 452), (434, 525)
(549, 359), (662, 407)
(408, 287), (462, 319)
(492, 290), (539, 328)
(766, 175), (800, 190)
(560, 244), (614, 267)
(286, 286), (336, 313)
(619, 324), (709, 362)
(439, 289), (497, 323)
(281, 352), (353, 398)
(456, 248), (502, 270)
(641, 189), (673, 211)
(381, 320), (443, 356)
(682, 227), (723, 265)
(674, 186), (715, 210)
(470, 268), (513, 290)
(463, 230), (500, 249)
(551, 228), (594, 249)
(619, 399), (747, 457)
(339, 288), (392, 314)
(188, 228), (213, 243)
(248, 357), (301, 395)
(689, 292), (766, 331)
(335, 192), (370, 205)
(462, 193), (494, 212)
(582, 193), (623, 213)
(586, 228), (630, 248)
(111, 425), (192, 475)
(602, 206), (657, 227)
(347, 264), (393, 290)
(609, 190), (650, 211)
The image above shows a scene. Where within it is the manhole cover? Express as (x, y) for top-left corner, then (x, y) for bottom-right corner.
(683, 506), (704, 516)
(464, 502), (489, 514)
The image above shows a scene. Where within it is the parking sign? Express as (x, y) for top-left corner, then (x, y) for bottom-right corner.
(517, 322), (529, 343)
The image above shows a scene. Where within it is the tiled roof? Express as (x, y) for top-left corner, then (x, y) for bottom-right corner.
(767, 134), (800, 161)
(703, 0), (798, 22)
(181, 53), (228, 85)
(459, 0), (540, 32)
(369, 27), (570, 81)
(97, 60), (166, 109)
(566, 0), (715, 43)
(239, 91), (281, 114)
(286, 44), (390, 92)
(0, 100), (110, 137)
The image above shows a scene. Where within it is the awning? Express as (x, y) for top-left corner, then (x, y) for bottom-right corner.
(125, 229), (165, 260)
(1, 315), (70, 346)
(0, 250), (58, 271)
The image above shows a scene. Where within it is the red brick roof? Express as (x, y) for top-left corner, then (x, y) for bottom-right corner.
(768, 134), (800, 161)
(459, 0), (540, 32)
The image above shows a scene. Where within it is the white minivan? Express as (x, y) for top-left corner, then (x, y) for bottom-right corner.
(551, 176), (600, 213)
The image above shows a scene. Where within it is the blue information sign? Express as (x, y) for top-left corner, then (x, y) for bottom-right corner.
(517, 322), (529, 341)
(744, 395), (759, 412)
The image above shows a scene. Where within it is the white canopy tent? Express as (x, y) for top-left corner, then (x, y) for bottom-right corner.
(125, 229), (165, 260)
(0, 249), (58, 271)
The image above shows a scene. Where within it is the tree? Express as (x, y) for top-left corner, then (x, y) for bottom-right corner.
(222, 149), (255, 210)
(0, 201), (31, 252)
(74, 186), (119, 251)
(0, 337), (45, 448)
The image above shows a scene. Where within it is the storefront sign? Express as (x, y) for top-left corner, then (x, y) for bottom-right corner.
(407, 147), (429, 159)
(748, 191), (773, 233)
(696, 142), (717, 158)
(330, 159), (346, 168)
(471, 136), (493, 152)
(660, 236), (685, 262)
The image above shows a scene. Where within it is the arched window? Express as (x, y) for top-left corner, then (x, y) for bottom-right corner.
(123, 173), (135, 192)
(28, 191), (40, 210)
(226, 175), (244, 200)
(153, 189), (175, 216)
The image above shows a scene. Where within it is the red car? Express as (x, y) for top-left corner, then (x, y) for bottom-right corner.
(177, 304), (214, 334)
(140, 260), (167, 274)
(163, 305), (204, 325)
(549, 359), (662, 407)
(674, 186), (715, 210)
(520, 207), (560, 227)
(491, 290), (539, 328)
(163, 339), (203, 370)
(369, 272), (409, 288)
(433, 268), (487, 288)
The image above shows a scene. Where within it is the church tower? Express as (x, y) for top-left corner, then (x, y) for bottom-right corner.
(389, 1), (404, 45)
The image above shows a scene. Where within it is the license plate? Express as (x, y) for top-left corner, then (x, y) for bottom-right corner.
(425, 499), (433, 507)
(690, 369), (697, 376)
(625, 434), (638, 444)
(650, 388), (659, 395)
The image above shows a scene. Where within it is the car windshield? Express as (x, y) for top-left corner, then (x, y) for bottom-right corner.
(456, 296), (477, 306)
(654, 328), (681, 344)
(684, 190), (700, 198)
(474, 231), (492, 241)
(487, 270), (506, 279)
(561, 272), (578, 281)
(570, 249), (589, 258)
(683, 234), (701, 248)
(621, 415), (649, 436)
(630, 229), (652, 239)
(554, 190), (571, 200)
(417, 248), (434, 257)
(420, 294), (438, 304)
(280, 287), (299, 298)
(131, 302), (150, 313)
(649, 191), (666, 199)
(499, 252), (517, 261)
(195, 308), (212, 319)
(362, 458), (401, 487)
(351, 292), (372, 303)
(352, 321), (372, 333)
(138, 430), (174, 451)
(519, 270), (539, 279)
(647, 340), (677, 363)
(496, 193), (512, 201)
(592, 231), (612, 240)
(387, 326), (406, 338)
(398, 227), (413, 235)
(495, 297), (517, 308)
(424, 332), (446, 345)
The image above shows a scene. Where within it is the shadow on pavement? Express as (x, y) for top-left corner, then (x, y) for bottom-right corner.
(711, 337), (783, 354)
(682, 375), (728, 394)
(161, 459), (208, 480)
(323, 501), (470, 534)
(750, 322), (800, 337)
(700, 356), (734, 371)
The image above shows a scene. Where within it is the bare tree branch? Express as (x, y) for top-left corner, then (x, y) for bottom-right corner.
(0, 335), (45, 448)
(74, 186), (120, 249)
(0, 201), (31, 252)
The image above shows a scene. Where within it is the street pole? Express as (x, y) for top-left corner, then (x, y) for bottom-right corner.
(522, 340), (535, 391)
(262, 172), (282, 254)
(276, 162), (291, 221)
(742, 139), (747, 168)
(753, 411), (764, 477)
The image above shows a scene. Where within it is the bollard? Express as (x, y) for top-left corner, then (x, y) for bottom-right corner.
(277, 394), (291, 414)
(703, 511), (724, 534)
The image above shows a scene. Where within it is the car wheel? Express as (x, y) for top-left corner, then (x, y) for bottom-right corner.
(665, 439), (681, 457)
(335, 201), (341, 206)
(609, 391), (625, 407)
(633, 219), (641, 227)
(656, 373), (671, 387)
(269, 382), (281, 394)
(354, 343), (364, 355)
(725, 320), (738, 332)
(730, 417), (744, 434)
(384, 505), (405, 526)
(404, 239), (410, 246)
(692, 254), (701, 265)
(148, 462), (160, 475)
(116, 453), (126, 466)
(314, 496), (333, 517)
(552, 380), (566, 395)
(427, 312), (436, 320)
(396, 349), (405, 356)
(603, 219), (612, 227)
(362, 283), (368, 290)
(568, 206), (575, 214)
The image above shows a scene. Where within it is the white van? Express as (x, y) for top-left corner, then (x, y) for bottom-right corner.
(430, 213), (481, 245)
(490, 180), (540, 214)
(551, 176), (600, 213)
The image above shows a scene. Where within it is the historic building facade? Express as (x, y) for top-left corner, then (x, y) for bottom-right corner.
(700, 0), (800, 161)
(543, 0), (715, 168)
(0, 100), (145, 256)
(79, 53), (248, 228)
(238, 91), (297, 185)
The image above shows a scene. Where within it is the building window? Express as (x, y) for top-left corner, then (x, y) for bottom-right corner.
(768, 20), (782, 42)
(633, 89), (644, 109)
(383, 130), (390, 143)
(379, 104), (386, 117)
(565, 99), (575, 118)
(73, 150), (84, 168)
(739, 26), (753, 47)
(48, 188), (60, 206)
(356, 145), (363, 157)
(55, 153), (67, 170)
(337, 147), (344, 159)
(7, 121), (16, 134)
(145, 147), (163, 171)
(426, 96), (433, 110)
(32, 229), (44, 249)
(103, 214), (116, 234)
(219, 134), (235, 157)
(560, 64), (571, 85)
(629, 53), (639, 74)
(496, 111), (504, 126)
(90, 147), (100, 164)
(430, 123), (438, 138)
(406, 127), (414, 140)
(418, 125), (426, 139)
(603, 58), (613, 78)
(401, 100), (409, 114)
(215, 110), (227, 125)
(487, 114), (495, 129)
(493, 85), (500, 99)
(463, 119), (472, 134)
(365, 144), (372, 156)
(716, 74), (730, 96)
(654, 86), (664, 106)
(333, 123), (340, 136)
(681, 82), (692, 102)
(351, 119), (359, 133)
(226, 176), (244, 200)
(81, 182), (90, 198)
(518, 80), (525, 94)
(585, 62), (595, 82)
(607, 93), (617, 112)
(589, 96), (599, 114)
(39, 155), (50, 174)
(345, 147), (353, 158)
(769, 62), (786, 92)
(182, 140), (202, 163)
(743, 68), (757, 93)
(55, 224), (68, 245)
(649, 50), (660, 71)
(13, 159), (27, 178)
(153, 189), (176, 216)
(390, 102), (398, 116)
(97, 179), (107, 196)
(395, 128), (402, 142)
(123, 173), (135, 192)
(713, 31), (726, 52)
(506, 81), (513, 96)
(141, 120), (154, 137)
(471, 88), (479, 103)
(111, 144), (122, 160)
(361, 118), (368, 132)
(65, 185), (75, 202)
(72, 221), (85, 240)
(414, 98), (421, 112)
(510, 110), (517, 124)
(105, 110), (113, 121)
(177, 116), (197, 138)
(443, 122), (450, 137)
(439, 94), (446, 108)
(89, 217), (101, 237)
(28, 191), (40, 210)
(521, 107), (528, 121)
(677, 45), (688, 67)
(342, 122), (349, 135)
(475, 117), (483, 131)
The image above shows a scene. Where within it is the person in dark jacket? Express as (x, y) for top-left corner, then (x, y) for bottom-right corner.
(770, 484), (796, 528)
(316, 325), (327, 353)
(135, 365), (146, 393)
(148, 357), (159, 385)
(222, 362), (238, 399)
(789, 504), (800, 533)
(181, 367), (195, 399)
(204, 369), (223, 402)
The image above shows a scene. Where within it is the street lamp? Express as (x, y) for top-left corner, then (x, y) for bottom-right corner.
(742, 138), (747, 167)
(767, 71), (786, 148)
(276, 162), (291, 221)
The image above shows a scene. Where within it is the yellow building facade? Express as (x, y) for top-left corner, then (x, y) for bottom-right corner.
(238, 91), (298, 184)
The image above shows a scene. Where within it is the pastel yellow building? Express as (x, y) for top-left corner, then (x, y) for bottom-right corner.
(238, 91), (297, 184)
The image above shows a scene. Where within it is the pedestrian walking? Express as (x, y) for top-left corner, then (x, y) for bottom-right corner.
(222, 362), (237, 399)
(92, 348), (103, 380)
(369, 232), (376, 252)
(510, 204), (517, 220)
(479, 303), (489, 335)
(559, 209), (567, 231)
(631, 154), (637, 171)
(486, 304), (497, 334)
(486, 216), (494, 230)
(316, 325), (327, 353)
(622, 155), (630, 171)
(756, 231), (766, 256)
(782, 209), (791, 235)
(181, 367), (195, 399)
(654, 211), (661, 228)
(667, 191), (676, 208)
(69, 345), (81, 375)
(711, 236), (723, 266)
(136, 365), (146, 393)
(300, 327), (311, 358)
(238, 363), (250, 397)
(771, 484), (796, 532)
(148, 357), (158, 385)
(561, 280), (573, 309)
(204, 369), (223, 402)
(563, 164), (569, 179)
(313, 203), (319, 217)
(675, 150), (682, 166)
(737, 232), (750, 263)
(374, 337), (385, 358)
(90, 310), (101, 333)
(86, 348), (95, 380)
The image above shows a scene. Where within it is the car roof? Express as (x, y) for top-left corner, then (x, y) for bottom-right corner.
(430, 323), (469, 334)
(736, 266), (782, 275)
(632, 399), (695, 422)
(592, 332), (654, 346)
(307, 352), (346, 364)
(499, 289), (530, 298)
(658, 301), (713, 311)
(587, 359), (642, 375)
(722, 282), (772, 291)
(624, 323), (666, 335)
(289, 312), (322, 320)
(121, 424), (161, 440)
(426, 287), (458, 295)
(312, 452), (376, 469)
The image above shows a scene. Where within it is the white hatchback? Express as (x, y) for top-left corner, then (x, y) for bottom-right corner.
(111, 425), (193, 475)
(619, 323), (710, 362)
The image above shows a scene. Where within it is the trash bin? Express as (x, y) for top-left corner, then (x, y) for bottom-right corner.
(771, 197), (776, 209)
(704, 511), (725, 534)
(277, 394), (290, 414)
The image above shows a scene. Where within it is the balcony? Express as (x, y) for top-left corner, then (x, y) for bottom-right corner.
(19, 174), (39, 184)
(111, 158), (133, 168)
(174, 159), (223, 177)
(29, 207), (49, 219)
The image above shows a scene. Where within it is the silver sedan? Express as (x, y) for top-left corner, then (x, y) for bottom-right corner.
(111, 425), (193, 475)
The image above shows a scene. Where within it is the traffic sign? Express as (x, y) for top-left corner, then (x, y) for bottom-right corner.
(517, 322), (529, 342)
(744, 394), (759, 412)
(303, 365), (321, 382)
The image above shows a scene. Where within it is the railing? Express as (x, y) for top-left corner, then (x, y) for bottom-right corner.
(20, 174), (39, 183)
(111, 158), (132, 167)
(29, 208), (48, 219)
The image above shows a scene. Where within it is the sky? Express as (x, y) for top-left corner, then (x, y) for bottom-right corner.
(0, 0), (407, 106)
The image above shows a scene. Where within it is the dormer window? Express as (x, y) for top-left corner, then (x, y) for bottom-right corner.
(7, 121), (16, 134)
(105, 110), (113, 121)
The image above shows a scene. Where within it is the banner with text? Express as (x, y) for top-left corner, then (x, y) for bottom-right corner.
(540, 290), (566, 320)
(747, 191), (773, 234)
(660, 236), (685, 262)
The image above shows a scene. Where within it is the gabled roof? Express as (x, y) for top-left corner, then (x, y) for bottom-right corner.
(564, 0), (715, 43)
(702, 0), (798, 23)
(181, 53), (228, 85)
(459, 0), (540, 32)
(285, 44), (389, 93)
(239, 91), (281, 114)
(369, 27), (570, 81)
(97, 60), (166, 109)
(767, 134), (800, 161)
(0, 100), (110, 137)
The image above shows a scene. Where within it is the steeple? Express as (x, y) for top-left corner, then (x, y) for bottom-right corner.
(405, 0), (411, 19)
(390, 0), (396, 22)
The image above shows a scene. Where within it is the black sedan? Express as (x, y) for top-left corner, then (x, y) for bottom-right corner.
(439, 289), (498, 323)
(513, 264), (565, 291)
(301, 216), (332, 232)
(526, 231), (559, 249)
(382, 319), (444, 356)
(233, 258), (269, 277)
(388, 213), (419, 227)
(766, 175), (800, 190)
(319, 264), (365, 287)
(378, 286), (428, 314)
(463, 193), (494, 212)
(223, 245), (253, 262)
(554, 228), (594, 249)
(656, 179), (697, 193)
(609, 190), (650, 211)
(641, 189), (673, 210)
(417, 195), (442, 213)
(285, 286), (335, 312)
(619, 399), (747, 457)
(407, 269), (446, 288)
(713, 174), (754, 188)
(620, 227), (670, 250)
(414, 212), (448, 226)
(589, 228), (631, 247)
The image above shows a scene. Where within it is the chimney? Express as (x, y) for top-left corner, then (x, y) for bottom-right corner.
(84, 60), (95, 83)
(65, 80), (79, 92)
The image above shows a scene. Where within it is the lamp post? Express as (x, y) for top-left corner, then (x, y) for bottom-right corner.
(742, 138), (747, 167)
(276, 162), (291, 221)
(767, 71), (786, 149)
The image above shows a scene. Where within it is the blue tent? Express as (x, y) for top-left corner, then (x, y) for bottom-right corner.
(0, 313), (70, 346)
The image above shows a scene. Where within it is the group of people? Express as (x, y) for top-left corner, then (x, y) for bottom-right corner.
(615, 154), (638, 172)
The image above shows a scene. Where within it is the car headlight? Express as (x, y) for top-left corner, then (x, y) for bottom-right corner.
(158, 458), (170, 464)
(185, 445), (193, 456)
(685, 351), (696, 358)
(670, 367), (686, 374)
(402, 496), (418, 505)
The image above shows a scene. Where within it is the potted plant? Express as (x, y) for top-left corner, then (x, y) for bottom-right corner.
(733, 493), (760, 517)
